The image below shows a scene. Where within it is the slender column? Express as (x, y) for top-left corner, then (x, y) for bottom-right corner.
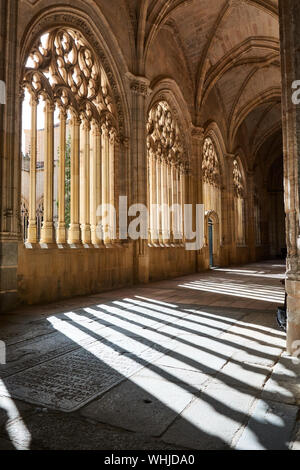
(90, 121), (103, 245)
(113, 134), (121, 243)
(27, 94), (38, 243)
(101, 123), (110, 244)
(224, 154), (237, 263)
(169, 161), (175, 244)
(173, 166), (180, 243)
(109, 127), (116, 243)
(149, 152), (157, 244)
(80, 119), (91, 244)
(40, 100), (55, 244)
(156, 156), (163, 244)
(162, 158), (169, 244)
(177, 167), (183, 243)
(180, 167), (186, 243)
(56, 108), (67, 244)
(68, 113), (81, 245)
(147, 151), (152, 243)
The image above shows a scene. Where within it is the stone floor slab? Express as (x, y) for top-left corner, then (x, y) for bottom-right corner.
(81, 369), (195, 436)
(234, 399), (298, 450)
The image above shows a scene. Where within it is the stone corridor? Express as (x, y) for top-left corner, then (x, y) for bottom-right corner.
(0, 261), (299, 450)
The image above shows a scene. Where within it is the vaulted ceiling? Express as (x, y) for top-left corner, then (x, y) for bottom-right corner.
(124, 0), (281, 164)
(22, 0), (282, 167)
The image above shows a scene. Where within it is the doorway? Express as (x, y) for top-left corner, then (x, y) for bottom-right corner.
(208, 218), (214, 268)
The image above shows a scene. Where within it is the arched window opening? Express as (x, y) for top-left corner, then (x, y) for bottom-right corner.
(147, 101), (188, 246)
(202, 137), (222, 245)
(233, 159), (246, 246)
(21, 28), (118, 246)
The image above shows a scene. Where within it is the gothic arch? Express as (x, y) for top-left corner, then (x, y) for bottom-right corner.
(19, 5), (131, 141)
(147, 77), (192, 162)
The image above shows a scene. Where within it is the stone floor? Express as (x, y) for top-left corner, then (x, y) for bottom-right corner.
(0, 260), (299, 450)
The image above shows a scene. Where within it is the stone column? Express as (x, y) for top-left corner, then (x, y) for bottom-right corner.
(191, 126), (206, 270)
(156, 157), (163, 245)
(27, 94), (38, 243)
(80, 119), (91, 245)
(173, 166), (180, 244)
(40, 100), (55, 244)
(224, 153), (236, 265)
(0, 0), (19, 312)
(162, 158), (169, 244)
(169, 160), (175, 245)
(109, 127), (116, 243)
(246, 170), (256, 261)
(56, 108), (67, 244)
(180, 166), (186, 243)
(101, 123), (110, 244)
(68, 113), (81, 245)
(126, 73), (152, 282)
(90, 121), (103, 245)
(279, 0), (300, 353)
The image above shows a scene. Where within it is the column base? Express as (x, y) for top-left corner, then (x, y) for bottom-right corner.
(40, 223), (55, 244)
(80, 224), (91, 245)
(91, 226), (105, 246)
(68, 224), (81, 245)
(56, 224), (66, 244)
(27, 224), (37, 244)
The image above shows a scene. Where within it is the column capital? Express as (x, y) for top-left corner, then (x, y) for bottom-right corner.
(126, 72), (152, 97)
(29, 93), (39, 106)
(58, 106), (67, 120)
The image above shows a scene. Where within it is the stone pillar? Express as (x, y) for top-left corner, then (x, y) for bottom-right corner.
(246, 170), (256, 262)
(0, 0), (19, 312)
(40, 100), (55, 245)
(180, 166), (185, 243)
(162, 158), (169, 244)
(90, 121), (103, 246)
(174, 166), (180, 243)
(68, 114), (81, 245)
(191, 126), (205, 270)
(101, 123), (110, 244)
(156, 156), (163, 245)
(109, 127), (116, 243)
(56, 108), (67, 244)
(80, 120), (91, 245)
(224, 153), (236, 265)
(148, 152), (157, 244)
(279, 0), (300, 353)
(26, 95), (38, 244)
(126, 73), (151, 282)
(169, 161), (175, 245)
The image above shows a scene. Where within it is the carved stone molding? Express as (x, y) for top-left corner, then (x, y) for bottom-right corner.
(126, 72), (151, 97)
(191, 126), (204, 141)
